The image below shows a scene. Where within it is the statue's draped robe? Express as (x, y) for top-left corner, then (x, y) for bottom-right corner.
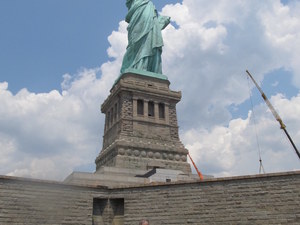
(121, 0), (170, 74)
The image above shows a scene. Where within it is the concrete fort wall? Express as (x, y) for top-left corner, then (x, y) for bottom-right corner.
(0, 176), (108, 225)
(1, 171), (300, 225)
(115, 171), (300, 225)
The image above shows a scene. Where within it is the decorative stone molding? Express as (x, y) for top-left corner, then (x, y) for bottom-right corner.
(95, 73), (191, 174)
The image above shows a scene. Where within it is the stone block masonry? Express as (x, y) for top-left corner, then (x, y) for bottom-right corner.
(115, 171), (300, 225)
(1, 171), (300, 224)
(0, 176), (108, 225)
(95, 73), (192, 173)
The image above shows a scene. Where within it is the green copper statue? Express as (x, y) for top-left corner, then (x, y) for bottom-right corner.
(121, 0), (170, 75)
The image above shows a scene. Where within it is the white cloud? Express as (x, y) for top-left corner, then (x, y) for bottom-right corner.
(160, 0), (300, 129)
(259, 0), (300, 86)
(184, 93), (300, 176)
(107, 21), (128, 59)
(0, 20), (129, 180)
(161, 0), (300, 175)
(1, 0), (300, 180)
(0, 67), (115, 180)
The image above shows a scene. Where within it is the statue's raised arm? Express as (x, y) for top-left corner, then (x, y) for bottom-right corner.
(121, 0), (170, 75)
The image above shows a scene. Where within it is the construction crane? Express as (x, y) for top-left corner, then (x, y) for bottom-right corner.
(246, 70), (300, 160)
(187, 152), (204, 180)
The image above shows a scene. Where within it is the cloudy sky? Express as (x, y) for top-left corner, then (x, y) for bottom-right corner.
(1, 0), (300, 181)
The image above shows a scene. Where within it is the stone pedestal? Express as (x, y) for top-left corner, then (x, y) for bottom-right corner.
(95, 71), (192, 174)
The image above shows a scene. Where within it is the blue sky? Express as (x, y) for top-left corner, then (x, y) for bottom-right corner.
(0, 0), (300, 180)
(0, 0), (178, 94)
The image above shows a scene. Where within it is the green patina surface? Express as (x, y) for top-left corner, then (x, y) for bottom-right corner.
(120, 0), (170, 76)
(114, 0), (170, 87)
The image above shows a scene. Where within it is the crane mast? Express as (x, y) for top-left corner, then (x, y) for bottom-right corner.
(188, 152), (204, 180)
(246, 70), (300, 160)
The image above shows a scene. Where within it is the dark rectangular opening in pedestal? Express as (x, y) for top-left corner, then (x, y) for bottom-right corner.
(137, 99), (144, 115)
(148, 101), (154, 117)
(159, 103), (165, 118)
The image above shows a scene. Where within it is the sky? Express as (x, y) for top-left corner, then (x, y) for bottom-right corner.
(0, 0), (300, 181)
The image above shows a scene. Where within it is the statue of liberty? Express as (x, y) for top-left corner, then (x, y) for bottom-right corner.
(120, 0), (170, 75)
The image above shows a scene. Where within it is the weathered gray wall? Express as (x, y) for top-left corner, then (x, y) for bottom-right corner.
(0, 176), (108, 225)
(115, 171), (300, 225)
(1, 171), (300, 225)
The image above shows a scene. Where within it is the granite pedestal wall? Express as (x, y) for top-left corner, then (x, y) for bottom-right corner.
(1, 171), (300, 225)
(95, 72), (191, 174)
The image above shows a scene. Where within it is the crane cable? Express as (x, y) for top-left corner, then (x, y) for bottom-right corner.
(246, 75), (266, 174)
